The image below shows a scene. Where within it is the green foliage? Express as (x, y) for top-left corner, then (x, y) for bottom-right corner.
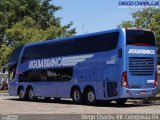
(6, 16), (75, 47)
(0, 0), (63, 43)
(0, 0), (76, 67)
(117, 21), (134, 28)
(118, 8), (160, 55)
(0, 44), (12, 67)
(0, 0), (75, 45)
(6, 17), (44, 45)
(45, 22), (76, 39)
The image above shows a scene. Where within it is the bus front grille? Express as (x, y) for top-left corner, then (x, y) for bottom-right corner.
(129, 57), (154, 76)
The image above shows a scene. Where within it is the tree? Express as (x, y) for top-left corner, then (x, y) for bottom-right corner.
(0, 0), (76, 67)
(6, 16), (75, 47)
(0, 0), (75, 45)
(0, 44), (12, 67)
(118, 7), (160, 55)
(118, 21), (134, 28)
(5, 17), (43, 46)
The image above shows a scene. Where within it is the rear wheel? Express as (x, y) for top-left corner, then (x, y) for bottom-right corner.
(18, 88), (26, 100)
(85, 88), (96, 105)
(115, 99), (127, 105)
(72, 88), (83, 104)
(27, 88), (36, 101)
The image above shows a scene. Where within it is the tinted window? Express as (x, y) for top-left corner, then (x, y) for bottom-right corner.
(9, 45), (23, 63)
(126, 30), (155, 46)
(22, 32), (119, 62)
(19, 68), (73, 82)
(9, 64), (17, 81)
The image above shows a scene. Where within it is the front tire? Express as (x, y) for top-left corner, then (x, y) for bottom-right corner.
(85, 88), (96, 105)
(71, 88), (83, 104)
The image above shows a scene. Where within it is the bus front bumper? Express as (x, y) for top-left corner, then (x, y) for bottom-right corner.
(120, 87), (157, 98)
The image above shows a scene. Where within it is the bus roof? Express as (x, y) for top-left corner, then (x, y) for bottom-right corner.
(24, 28), (124, 48)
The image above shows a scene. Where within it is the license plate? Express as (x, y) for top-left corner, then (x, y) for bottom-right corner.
(139, 91), (146, 95)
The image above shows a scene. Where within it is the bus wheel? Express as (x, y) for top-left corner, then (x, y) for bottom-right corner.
(115, 99), (127, 105)
(18, 88), (26, 100)
(85, 88), (96, 105)
(27, 88), (35, 101)
(72, 88), (83, 104)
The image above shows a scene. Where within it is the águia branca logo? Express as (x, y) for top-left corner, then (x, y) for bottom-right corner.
(28, 54), (94, 69)
(128, 49), (155, 54)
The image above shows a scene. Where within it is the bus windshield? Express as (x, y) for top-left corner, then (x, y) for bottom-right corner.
(126, 30), (156, 46)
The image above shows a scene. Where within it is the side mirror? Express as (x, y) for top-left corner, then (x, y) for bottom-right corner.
(3, 68), (5, 73)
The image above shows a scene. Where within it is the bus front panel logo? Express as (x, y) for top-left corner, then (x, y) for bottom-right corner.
(128, 49), (155, 54)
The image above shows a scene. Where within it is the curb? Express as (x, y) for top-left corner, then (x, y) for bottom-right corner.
(0, 93), (9, 96)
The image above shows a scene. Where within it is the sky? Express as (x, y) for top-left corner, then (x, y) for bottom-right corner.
(53, 0), (135, 35)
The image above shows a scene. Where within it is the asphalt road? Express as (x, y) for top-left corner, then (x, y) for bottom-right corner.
(0, 96), (160, 114)
(1, 96), (160, 120)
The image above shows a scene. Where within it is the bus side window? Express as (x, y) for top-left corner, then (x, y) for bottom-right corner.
(40, 70), (47, 81)
(47, 70), (57, 81)
(46, 68), (73, 82)
(30, 71), (42, 82)
(9, 66), (16, 81)
(19, 68), (73, 82)
(57, 68), (73, 81)
(21, 56), (28, 63)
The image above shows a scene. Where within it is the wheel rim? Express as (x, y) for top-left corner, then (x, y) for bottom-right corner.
(73, 90), (80, 102)
(88, 90), (95, 103)
(29, 89), (34, 99)
(19, 89), (25, 99)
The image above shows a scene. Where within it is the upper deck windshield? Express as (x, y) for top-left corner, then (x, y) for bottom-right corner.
(126, 30), (156, 46)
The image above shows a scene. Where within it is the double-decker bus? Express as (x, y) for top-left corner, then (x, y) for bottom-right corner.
(3, 28), (157, 105)
(157, 57), (160, 90)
